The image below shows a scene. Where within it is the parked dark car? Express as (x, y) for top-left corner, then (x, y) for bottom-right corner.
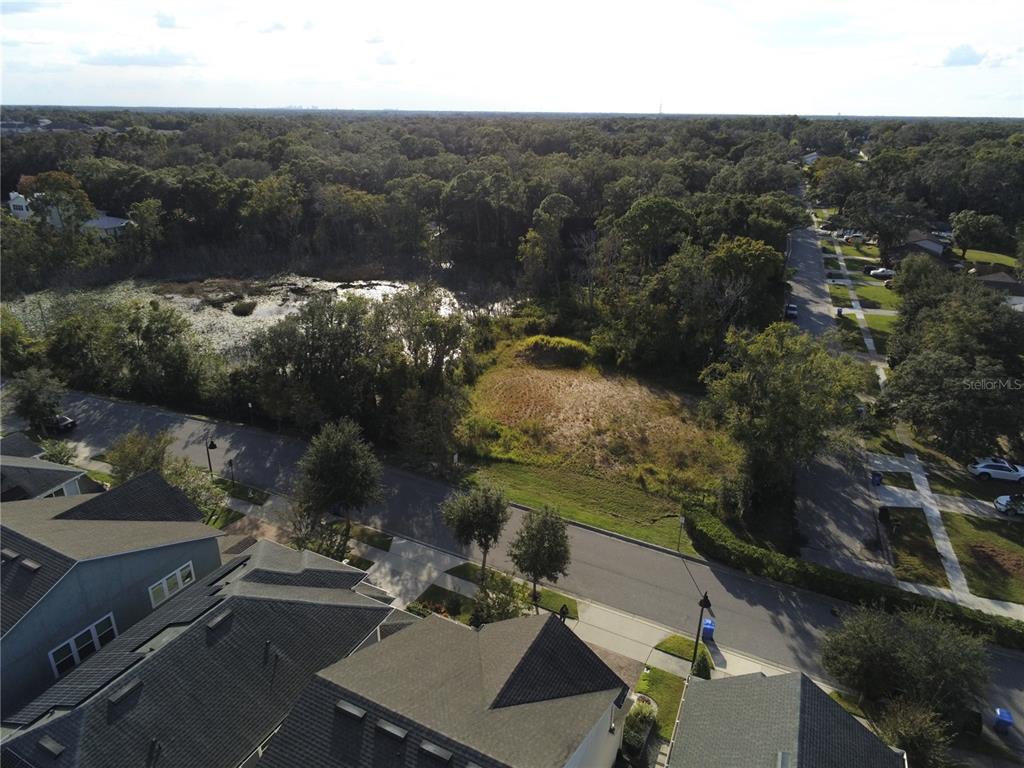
(862, 264), (877, 275)
(784, 304), (798, 320)
(46, 414), (77, 433)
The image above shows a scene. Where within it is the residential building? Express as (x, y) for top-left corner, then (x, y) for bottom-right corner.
(0, 539), (409, 768)
(6, 191), (130, 238)
(0, 456), (85, 501)
(262, 611), (629, 768)
(667, 672), (906, 768)
(0, 471), (221, 713)
(0, 434), (44, 459)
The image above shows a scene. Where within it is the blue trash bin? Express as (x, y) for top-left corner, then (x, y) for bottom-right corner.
(701, 618), (715, 643)
(871, 471), (883, 487)
(994, 708), (1014, 735)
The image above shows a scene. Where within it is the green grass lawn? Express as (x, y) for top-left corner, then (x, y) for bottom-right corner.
(865, 313), (897, 355)
(206, 506), (245, 530)
(85, 468), (115, 486)
(828, 283), (853, 308)
(942, 512), (1024, 604)
(824, 256), (840, 270)
(839, 244), (881, 261)
(469, 463), (695, 554)
(853, 282), (900, 310)
(888, 507), (948, 588)
(814, 207), (837, 220)
(345, 555), (374, 571)
(446, 561), (580, 619)
(213, 477), (270, 505)
(963, 249), (1020, 268)
(880, 471), (916, 490)
(655, 633), (714, 668)
(926, 464), (1021, 502)
(414, 584), (475, 624)
(350, 523), (393, 552)
(637, 667), (686, 740)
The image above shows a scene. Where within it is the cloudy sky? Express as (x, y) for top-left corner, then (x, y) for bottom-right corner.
(1, 0), (1021, 116)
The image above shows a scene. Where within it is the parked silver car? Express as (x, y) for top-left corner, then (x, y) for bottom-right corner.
(969, 457), (1024, 483)
(994, 494), (1024, 516)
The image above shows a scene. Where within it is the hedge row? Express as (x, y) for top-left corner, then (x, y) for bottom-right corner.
(684, 506), (1024, 650)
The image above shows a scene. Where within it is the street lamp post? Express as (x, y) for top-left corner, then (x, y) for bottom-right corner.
(227, 458), (235, 486)
(692, 591), (712, 666)
(206, 440), (218, 477)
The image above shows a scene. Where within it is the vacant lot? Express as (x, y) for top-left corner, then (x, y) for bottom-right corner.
(943, 512), (1024, 604)
(464, 342), (738, 550)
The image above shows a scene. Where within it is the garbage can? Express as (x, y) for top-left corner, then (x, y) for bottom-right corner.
(871, 471), (883, 487)
(994, 708), (1014, 735)
(701, 618), (716, 643)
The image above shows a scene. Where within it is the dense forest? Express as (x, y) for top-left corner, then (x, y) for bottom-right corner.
(2, 108), (1022, 503)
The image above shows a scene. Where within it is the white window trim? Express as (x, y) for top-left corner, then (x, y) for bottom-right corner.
(48, 612), (118, 679)
(148, 561), (196, 608)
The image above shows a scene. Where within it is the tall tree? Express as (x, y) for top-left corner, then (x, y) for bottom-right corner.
(441, 484), (510, 593)
(508, 507), (571, 606)
(951, 209), (1008, 258)
(9, 368), (65, 434)
(296, 419), (382, 521)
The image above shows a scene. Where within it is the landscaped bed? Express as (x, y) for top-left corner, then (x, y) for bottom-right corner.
(213, 477), (270, 505)
(350, 523), (393, 552)
(886, 506), (948, 588)
(637, 667), (685, 741)
(445, 561), (580, 619)
(942, 512), (1024, 605)
(413, 584), (475, 624)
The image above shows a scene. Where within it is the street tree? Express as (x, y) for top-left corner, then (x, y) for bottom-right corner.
(876, 699), (953, 768)
(296, 419), (383, 522)
(699, 324), (864, 513)
(951, 209), (1008, 258)
(9, 368), (65, 434)
(508, 506), (571, 605)
(106, 429), (173, 484)
(441, 484), (510, 593)
(40, 439), (76, 465)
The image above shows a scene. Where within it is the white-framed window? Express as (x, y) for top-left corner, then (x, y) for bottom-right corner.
(148, 561), (195, 608)
(48, 613), (118, 678)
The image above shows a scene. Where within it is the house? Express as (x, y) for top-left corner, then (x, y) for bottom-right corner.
(262, 611), (629, 768)
(0, 471), (222, 713)
(888, 229), (952, 262)
(0, 539), (410, 768)
(0, 433), (44, 459)
(667, 672), (906, 768)
(974, 269), (1024, 297)
(801, 151), (821, 165)
(0, 456), (85, 501)
(7, 191), (130, 238)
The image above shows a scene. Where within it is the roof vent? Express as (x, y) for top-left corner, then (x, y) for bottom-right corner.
(420, 741), (453, 762)
(206, 609), (232, 631)
(335, 699), (366, 720)
(0, 548), (20, 562)
(376, 719), (408, 740)
(20, 559), (41, 572)
(777, 752), (793, 768)
(37, 734), (65, 758)
(108, 678), (142, 705)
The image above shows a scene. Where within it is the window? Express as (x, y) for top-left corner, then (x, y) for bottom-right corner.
(148, 561), (196, 608)
(48, 613), (118, 678)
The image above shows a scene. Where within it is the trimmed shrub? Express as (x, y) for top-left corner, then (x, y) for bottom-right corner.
(623, 700), (658, 754)
(232, 300), (257, 317)
(683, 505), (1024, 650)
(691, 651), (712, 680)
(517, 335), (592, 368)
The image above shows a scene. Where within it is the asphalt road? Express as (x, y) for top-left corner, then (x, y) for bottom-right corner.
(787, 227), (836, 336)
(21, 389), (1020, 732)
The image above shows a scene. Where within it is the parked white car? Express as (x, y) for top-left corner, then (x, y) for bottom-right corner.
(994, 495), (1024, 516)
(968, 457), (1024, 483)
(869, 267), (895, 279)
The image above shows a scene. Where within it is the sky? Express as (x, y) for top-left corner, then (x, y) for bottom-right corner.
(1, 0), (1022, 117)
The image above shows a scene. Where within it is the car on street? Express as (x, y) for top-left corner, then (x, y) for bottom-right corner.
(969, 457), (1024, 483)
(45, 414), (77, 433)
(869, 267), (895, 279)
(994, 494), (1024, 516)
(784, 304), (798, 320)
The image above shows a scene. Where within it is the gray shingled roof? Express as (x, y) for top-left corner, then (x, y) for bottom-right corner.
(1, 456), (84, 501)
(54, 470), (203, 523)
(262, 613), (627, 768)
(0, 433), (42, 459)
(2, 540), (408, 768)
(668, 672), (905, 768)
(0, 529), (76, 635)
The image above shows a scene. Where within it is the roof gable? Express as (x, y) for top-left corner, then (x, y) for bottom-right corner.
(0, 433), (43, 459)
(0, 529), (76, 636)
(1, 456), (84, 501)
(54, 471), (201, 522)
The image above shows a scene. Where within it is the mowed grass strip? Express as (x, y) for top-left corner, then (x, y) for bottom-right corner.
(637, 667), (686, 740)
(865, 313), (897, 355)
(470, 462), (694, 554)
(888, 507), (948, 588)
(655, 633), (714, 668)
(828, 283), (853, 308)
(445, 561), (580, 618)
(942, 512), (1024, 605)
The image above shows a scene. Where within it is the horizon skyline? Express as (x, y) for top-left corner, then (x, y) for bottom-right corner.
(1, 0), (1022, 118)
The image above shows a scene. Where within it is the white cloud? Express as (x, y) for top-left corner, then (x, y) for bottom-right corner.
(259, 21), (285, 34)
(155, 12), (181, 29)
(376, 51), (395, 66)
(81, 48), (195, 67)
(943, 44), (985, 66)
